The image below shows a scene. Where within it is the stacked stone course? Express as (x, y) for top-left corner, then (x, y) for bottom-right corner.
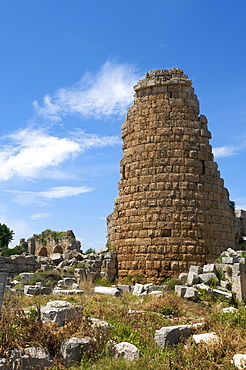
(107, 68), (236, 283)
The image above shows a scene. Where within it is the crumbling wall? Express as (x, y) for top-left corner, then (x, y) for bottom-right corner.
(107, 68), (236, 283)
(25, 230), (81, 258)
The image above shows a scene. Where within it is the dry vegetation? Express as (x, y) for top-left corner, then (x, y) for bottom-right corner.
(1, 286), (246, 369)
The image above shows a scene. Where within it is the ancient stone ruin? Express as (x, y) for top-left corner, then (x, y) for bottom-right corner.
(107, 68), (237, 283)
(21, 229), (81, 258)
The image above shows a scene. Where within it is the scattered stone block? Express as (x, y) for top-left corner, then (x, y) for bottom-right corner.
(233, 354), (246, 369)
(63, 277), (77, 286)
(221, 306), (238, 313)
(193, 332), (219, 345)
(203, 264), (216, 274)
(50, 253), (63, 264)
(198, 273), (218, 284)
(187, 271), (200, 286)
(155, 325), (192, 348)
(227, 248), (238, 257)
(40, 300), (81, 326)
(9, 347), (54, 369)
(113, 342), (140, 361)
(94, 286), (121, 297)
(132, 284), (144, 296)
(149, 290), (163, 298)
(175, 285), (187, 298)
(90, 318), (111, 328)
(213, 289), (232, 299)
(222, 257), (236, 264)
(184, 287), (198, 301)
(178, 273), (188, 284)
(117, 285), (132, 293)
(189, 265), (203, 275)
(60, 337), (90, 364)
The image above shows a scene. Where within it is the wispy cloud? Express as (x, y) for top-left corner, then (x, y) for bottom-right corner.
(213, 145), (238, 158)
(5, 186), (94, 205)
(33, 61), (141, 121)
(0, 127), (120, 181)
(30, 213), (50, 220)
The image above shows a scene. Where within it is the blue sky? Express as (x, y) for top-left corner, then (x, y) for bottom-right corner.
(0, 0), (245, 251)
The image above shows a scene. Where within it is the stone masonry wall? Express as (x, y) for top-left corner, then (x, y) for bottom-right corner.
(107, 68), (236, 283)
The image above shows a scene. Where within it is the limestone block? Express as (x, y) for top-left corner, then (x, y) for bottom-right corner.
(40, 300), (81, 326)
(155, 325), (192, 348)
(222, 257), (237, 264)
(178, 273), (188, 284)
(197, 273), (218, 284)
(132, 284), (144, 296)
(233, 354), (246, 369)
(221, 307), (238, 313)
(203, 264), (216, 274)
(175, 285), (187, 298)
(113, 342), (140, 361)
(63, 277), (77, 286)
(117, 285), (132, 293)
(184, 287), (198, 301)
(187, 271), (200, 286)
(193, 332), (219, 345)
(149, 291), (163, 298)
(60, 337), (90, 364)
(9, 347), (54, 369)
(212, 289), (232, 299)
(94, 286), (121, 297)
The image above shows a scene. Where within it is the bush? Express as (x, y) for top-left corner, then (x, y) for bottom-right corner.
(1, 245), (22, 257)
(29, 270), (61, 288)
(85, 247), (96, 254)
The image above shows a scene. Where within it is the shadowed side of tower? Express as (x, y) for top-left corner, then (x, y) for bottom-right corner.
(107, 68), (236, 283)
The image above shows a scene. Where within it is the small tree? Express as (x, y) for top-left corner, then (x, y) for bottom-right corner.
(0, 223), (14, 251)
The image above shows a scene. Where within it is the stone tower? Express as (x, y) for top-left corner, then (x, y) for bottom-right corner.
(107, 68), (236, 283)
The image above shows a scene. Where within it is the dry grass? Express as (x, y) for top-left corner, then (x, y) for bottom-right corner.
(0, 289), (245, 369)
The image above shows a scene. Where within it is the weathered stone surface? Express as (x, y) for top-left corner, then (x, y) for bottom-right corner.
(113, 342), (140, 361)
(24, 285), (52, 295)
(233, 354), (246, 369)
(189, 265), (203, 275)
(193, 332), (219, 345)
(117, 285), (132, 293)
(19, 272), (34, 285)
(107, 68), (236, 282)
(184, 287), (198, 301)
(9, 347), (54, 369)
(198, 273), (218, 284)
(132, 284), (144, 296)
(187, 271), (199, 286)
(221, 306), (238, 313)
(155, 325), (192, 348)
(178, 273), (188, 284)
(149, 290), (163, 298)
(60, 337), (90, 364)
(94, 286), (121, 297)
(175, 285), (187, 298)
(40, 300), (81, 326)
(203, 264), (216, 274)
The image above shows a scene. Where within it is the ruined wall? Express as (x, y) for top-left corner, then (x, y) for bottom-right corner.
(26, 230), (81, 258)
(107, 68), (236, 283)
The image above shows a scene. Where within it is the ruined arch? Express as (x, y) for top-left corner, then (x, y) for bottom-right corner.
(39, 247), (48, 257)
(53, 245), (63, 254)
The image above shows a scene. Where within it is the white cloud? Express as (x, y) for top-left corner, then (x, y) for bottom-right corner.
(5, 186), (94, 205)
(30, 213), (50, 220)
(0, 127), (120, 181)
(33, 61), (141, 121)
(213, 145), (237, 158)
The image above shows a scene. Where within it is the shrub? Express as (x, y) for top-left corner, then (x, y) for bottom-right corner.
(29, 270), (61, 288)
(85, 247), (96, 254)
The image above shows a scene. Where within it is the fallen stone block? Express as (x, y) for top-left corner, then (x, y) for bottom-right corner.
(132, 284), (144, 296)
(117, 285), (132, 293)
(233, 354), (246, 369)
(197, 273), (218, 284)
(178, 273), (188, 284)
(184, 287), (198, 301)
(9, 347), (54, 369)
(213, 288), (232, 299)
(113, 342), (140, 361)
(175, 285), (187, 298)
(60, 337), (90, 364)
(203, 264), (216, 274)
(94, 286), (121, 297)
(187, 271), (200, 286)
(149, 290), (163, 298)
(221, 306), (238, 313)
(90, 318), (111, 328)
(155, 325), (192, 348)
(189, 265), (203, 275)
(19, 273), (34, 285)
(40, 300), (81, 326)
(222, 257), (237, 264)
(193, 332), (219, 345)
(53, 288), (84, 295)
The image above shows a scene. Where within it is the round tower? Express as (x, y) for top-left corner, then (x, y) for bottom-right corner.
(107, 68), (236, 283)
